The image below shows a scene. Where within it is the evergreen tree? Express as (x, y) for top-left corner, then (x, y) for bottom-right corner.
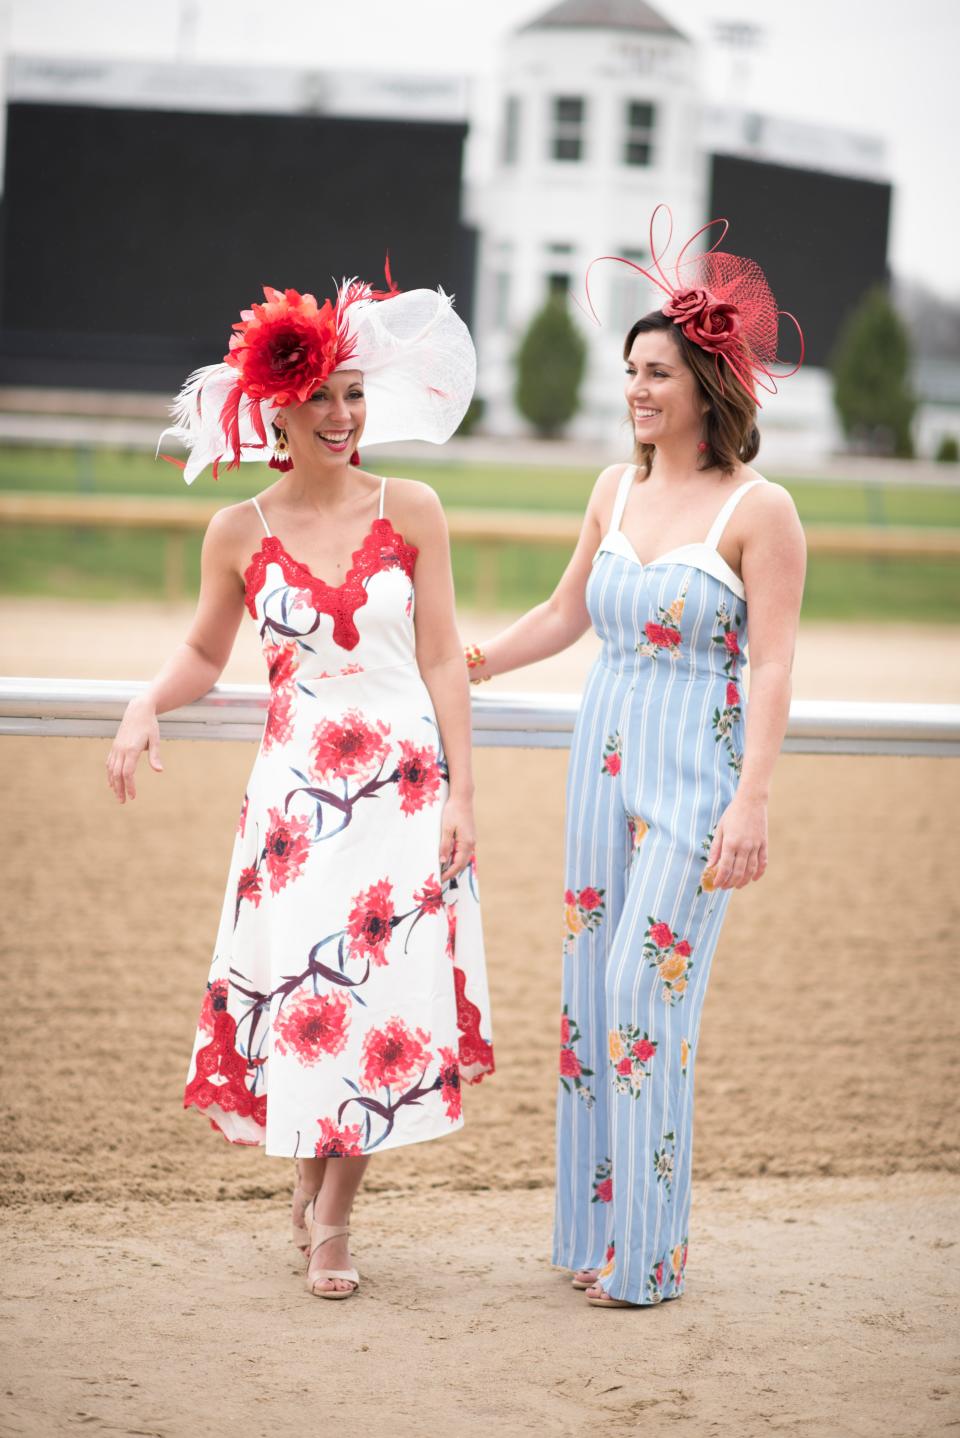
(831, 287), (916, 457)
(514, 296), (586, 437)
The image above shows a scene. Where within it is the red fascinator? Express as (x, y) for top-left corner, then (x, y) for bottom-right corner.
(584, 205), (804, 403)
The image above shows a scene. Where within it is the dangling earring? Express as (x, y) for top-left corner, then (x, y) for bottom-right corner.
(350, 448), (361, 468)
(269, 429), (294, 472)
(697, 440), (708, 455)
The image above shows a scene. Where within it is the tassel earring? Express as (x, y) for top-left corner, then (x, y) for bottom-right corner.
(269, 429), (294, 472)
(350, 449), (361, 467)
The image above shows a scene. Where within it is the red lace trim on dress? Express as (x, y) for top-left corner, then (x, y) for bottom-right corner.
(453, 965), (495, 1083)
(243, 519), (419, 651)
(183, 1009), (268, 1130)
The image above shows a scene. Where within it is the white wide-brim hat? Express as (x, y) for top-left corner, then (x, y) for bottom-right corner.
(160, 285), (476, 484)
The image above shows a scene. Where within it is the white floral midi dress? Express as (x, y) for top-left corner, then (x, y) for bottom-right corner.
(184, 477), (495, 1158)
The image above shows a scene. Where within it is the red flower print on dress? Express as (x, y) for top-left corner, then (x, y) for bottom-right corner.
(560, 1047), (582, 1078)
(726, 682), (740, 707)
(637, 596), (685, 660)
(559, 1006), (594, 1106)
(314, 1116), (364, 1157)
(437, 1046), (462, 1121)
(345, 879), (396, 966)
(724, 630), (740, 656)
(602, 732), (622, 776)
(414, 875), (444, 914)
(591, 1158), (613, 1204)
(236, 864), (262, 909)
(610, 1024), (658, 1097)
(445, 906), (457, 959)
(563, 885), (606, 956)
(198, 978), (229, 1035)
(237, 793), (249, 836)
(264, 807), (311, 894)
(262, 643), (297, 752)
(395, 740), (442, 815)
(643, 917), (694, 1005)
(359, 1017), (432, 1093)
(310, 709), (391, 784)
(711, 612), (745, 775)
(274, 988), (351, 1065)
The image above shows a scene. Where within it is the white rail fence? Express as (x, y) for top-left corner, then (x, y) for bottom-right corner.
(1, 679), (958, 757)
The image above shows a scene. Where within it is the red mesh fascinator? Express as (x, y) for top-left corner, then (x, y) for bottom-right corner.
(584, 205), (804, 403)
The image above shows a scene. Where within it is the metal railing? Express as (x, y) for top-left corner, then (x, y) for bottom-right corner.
(2, 678), (958, 756)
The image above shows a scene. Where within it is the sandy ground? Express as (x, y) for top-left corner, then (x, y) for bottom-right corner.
(1, 604), (959, 1435)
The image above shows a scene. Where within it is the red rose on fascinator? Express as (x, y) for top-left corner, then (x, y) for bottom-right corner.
(663, 287), (743, 356)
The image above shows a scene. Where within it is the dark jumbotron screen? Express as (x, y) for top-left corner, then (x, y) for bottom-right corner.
(0, 102), (475, 390)
(709, 154), (891, 370)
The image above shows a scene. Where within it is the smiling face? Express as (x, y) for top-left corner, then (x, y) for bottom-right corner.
(624, 328), (707, 450)
(275, 369), (366, 466)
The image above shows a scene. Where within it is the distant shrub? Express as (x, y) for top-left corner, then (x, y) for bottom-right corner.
(514, 297), (586, 438)
(831, 287), (916, 458)
(935, 434), (959, 463)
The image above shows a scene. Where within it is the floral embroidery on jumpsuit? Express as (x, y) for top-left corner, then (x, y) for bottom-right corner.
(554, 465), (762, 1304)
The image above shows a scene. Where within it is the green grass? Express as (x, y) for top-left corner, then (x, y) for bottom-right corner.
(1, 445), (959, 618)
(2, 444), (960, 525)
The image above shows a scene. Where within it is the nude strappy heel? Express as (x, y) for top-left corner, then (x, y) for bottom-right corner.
(304, 1198), (360, 1300)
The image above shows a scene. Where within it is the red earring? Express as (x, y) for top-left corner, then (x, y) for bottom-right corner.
(269, 429), (294, 471)
(697, 441), (708, 455)
(350, 449), (361, 467)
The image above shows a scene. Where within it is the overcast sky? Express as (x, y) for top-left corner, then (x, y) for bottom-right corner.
(2, 0), (958, 297)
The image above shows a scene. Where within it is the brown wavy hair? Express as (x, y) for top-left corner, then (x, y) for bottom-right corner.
(624, 310), (759, 478)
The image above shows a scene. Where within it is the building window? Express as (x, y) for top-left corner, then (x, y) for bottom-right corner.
(611, 249), (650, 330)
(551, 96), (585, 162)
(624, 100), (656, 167)
(502, 96), (520, 166)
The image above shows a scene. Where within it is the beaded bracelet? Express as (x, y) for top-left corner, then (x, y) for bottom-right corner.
(464, 642), (491, 684)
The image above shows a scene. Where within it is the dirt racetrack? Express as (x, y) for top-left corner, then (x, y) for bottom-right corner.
(1, 601), (959, 1436)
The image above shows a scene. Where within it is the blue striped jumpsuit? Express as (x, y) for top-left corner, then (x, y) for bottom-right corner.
(554, 465), (763, 1304)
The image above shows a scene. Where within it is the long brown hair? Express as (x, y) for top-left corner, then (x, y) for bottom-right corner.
(624, 311), (759, 478)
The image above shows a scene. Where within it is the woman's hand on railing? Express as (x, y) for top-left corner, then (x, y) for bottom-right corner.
(106, 696), (163, 803)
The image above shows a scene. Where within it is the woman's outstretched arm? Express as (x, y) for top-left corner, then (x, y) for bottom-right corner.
(466, 464), (627, 679)
(105, 506), (250, 803)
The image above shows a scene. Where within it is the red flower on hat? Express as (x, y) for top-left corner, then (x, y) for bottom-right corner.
(226, 287), (353, 408)
(663, 286), (743, 357)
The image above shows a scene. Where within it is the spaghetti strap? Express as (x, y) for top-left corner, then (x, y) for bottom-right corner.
(608, 464), (638, 534)
(378, 475), (387, 520)
(704, 478), (764, 551)
(250, 496), (272, 537)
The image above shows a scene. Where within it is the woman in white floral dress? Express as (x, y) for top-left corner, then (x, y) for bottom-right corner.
(107, 276), (494, 1299)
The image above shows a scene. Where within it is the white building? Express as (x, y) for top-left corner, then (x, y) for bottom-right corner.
(470, 0), (707, 441)
(468, 0), (893, 460)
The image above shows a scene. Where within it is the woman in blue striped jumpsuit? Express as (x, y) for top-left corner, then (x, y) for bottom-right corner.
(468, 293), (805, 1307)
